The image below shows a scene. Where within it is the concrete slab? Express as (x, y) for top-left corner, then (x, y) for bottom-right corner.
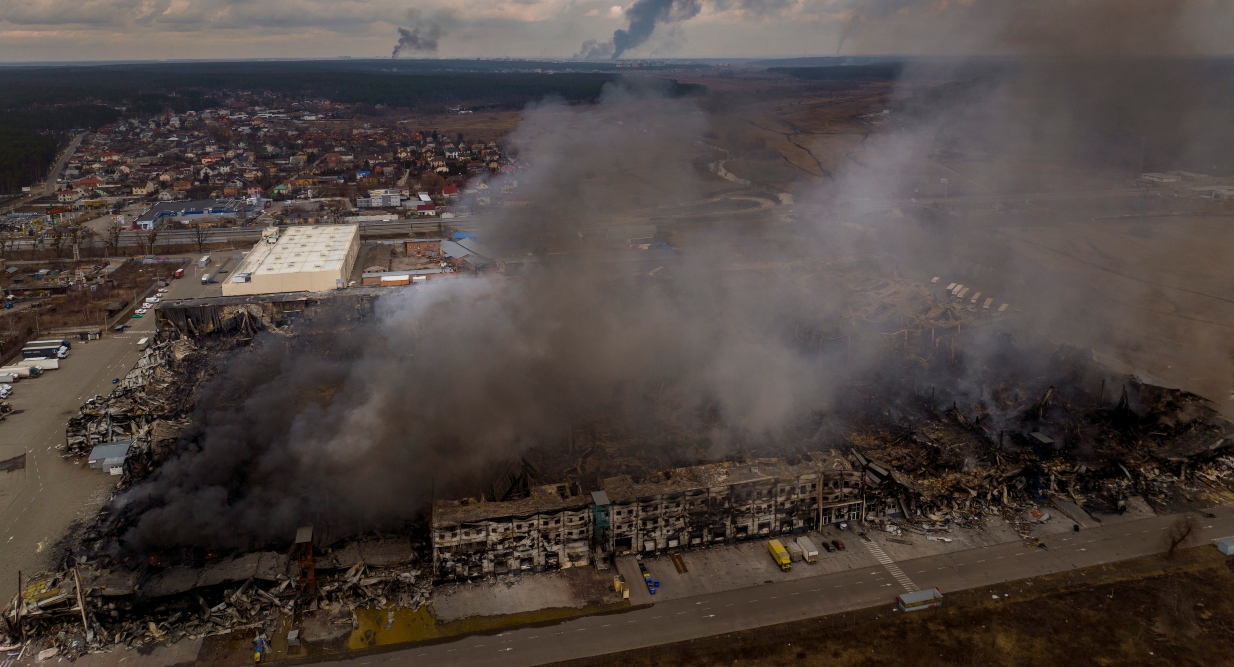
(431, 567), (619, 623)
(70, 638), (202, 667)
(1051, 498), (1102, 528)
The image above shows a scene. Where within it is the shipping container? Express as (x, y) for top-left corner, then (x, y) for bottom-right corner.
(17, 358), (58, 370)
(796, 536), (819, 563)
(0, 366), (40, 378)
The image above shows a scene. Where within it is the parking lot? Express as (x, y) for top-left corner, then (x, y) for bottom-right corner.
(0, 253), (214, 587)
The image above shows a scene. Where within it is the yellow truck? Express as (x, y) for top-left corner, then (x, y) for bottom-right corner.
(768, 539), (792, 571)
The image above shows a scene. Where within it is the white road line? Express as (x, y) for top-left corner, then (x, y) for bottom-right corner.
(861, 537), (919, 592)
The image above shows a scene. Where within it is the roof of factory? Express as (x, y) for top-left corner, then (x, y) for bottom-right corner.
(229, 224), (358, 281)
(432, 452), (855, 525)
(600, 451), (854, 501)
(433, 484), (593, 526)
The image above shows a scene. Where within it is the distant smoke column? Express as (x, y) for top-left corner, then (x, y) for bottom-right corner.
(392, 24), (445, 58)
(611, 0), (701, 59)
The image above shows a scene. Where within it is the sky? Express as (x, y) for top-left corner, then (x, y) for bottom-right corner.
(2, 0), (1233, 63)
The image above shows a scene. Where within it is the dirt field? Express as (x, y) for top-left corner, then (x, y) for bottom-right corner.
(547, 548), (1234, 667)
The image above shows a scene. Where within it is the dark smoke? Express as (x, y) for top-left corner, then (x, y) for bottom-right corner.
(612, 0), (700, 59)
(591, 0), (797, 60)
(113, 82), (862, 551)
(392, 23), (444, 57)
(575, 39), (615, 60)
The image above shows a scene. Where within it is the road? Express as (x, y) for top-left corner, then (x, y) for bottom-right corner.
(337, 506), (1234, 667)
(0, 133), (87, 215)
(43, 134), (87, 197)
(0, 255), (205, 588)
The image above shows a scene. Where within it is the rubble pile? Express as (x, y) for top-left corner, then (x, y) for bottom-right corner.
(63, 340), (193, 457)
(0, 538), (432, 658)
(847, 344), (1234, 538)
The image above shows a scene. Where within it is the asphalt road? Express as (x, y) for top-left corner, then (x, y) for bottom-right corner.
(0, 133), (87, 215)
(0, 257), (204, 587)
(43, 134), (88, 197)
(341, 506), (1234, 667)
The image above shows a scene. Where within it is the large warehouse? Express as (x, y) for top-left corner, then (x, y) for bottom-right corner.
(221, 224), (360, 296)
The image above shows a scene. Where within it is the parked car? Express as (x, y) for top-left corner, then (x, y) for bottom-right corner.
(838, 521), (850, 531)
(0, 384), (12, 398)
(832, 540), (846, 551)
(821, 541), (835, 553)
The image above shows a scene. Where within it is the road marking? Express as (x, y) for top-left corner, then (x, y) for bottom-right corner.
(861, 537), (919, 592)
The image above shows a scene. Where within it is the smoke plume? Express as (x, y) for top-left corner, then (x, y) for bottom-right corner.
(575, 39), (615, 60)
(392, 23), (444, 57)
(112, 0), (1234, 554)
(114, 82), (861, 551)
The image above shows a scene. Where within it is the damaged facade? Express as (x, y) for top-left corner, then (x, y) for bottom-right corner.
(430, 451), (863, 581)
(432, 484), (595, 581)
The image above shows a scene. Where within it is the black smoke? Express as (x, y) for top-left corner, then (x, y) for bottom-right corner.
(111, 82), (863, 551)
(392, 24), (444, 57)
(613, 0), (699, 59)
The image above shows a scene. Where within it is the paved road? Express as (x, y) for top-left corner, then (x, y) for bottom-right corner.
(0, 133), (87, 215)
(0, 257), (204, 587)
(340, 506), (1234, 667)
(43, 134), (87, 197)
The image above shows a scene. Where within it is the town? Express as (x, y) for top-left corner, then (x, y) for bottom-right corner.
(2, 39), (1234, 667)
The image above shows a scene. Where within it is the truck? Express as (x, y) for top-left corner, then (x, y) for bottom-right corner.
(17, 358), (58, 370)
(22, 344), (67, 360)
(197, 255), (212, 269)
(28, 338), (70, 350)
(767, 539), (792, 571)
(786, 541), (804, 562)
(796, 536), (819, 563)
(0, 373), (17, 384)
(201, 273), (213, 285)
(137, 337), (150, 350)
(173, 268), (185, 279)
(0, 366), (41, 378)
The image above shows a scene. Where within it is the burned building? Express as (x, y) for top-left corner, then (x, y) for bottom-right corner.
(431, 484), (595, 582)
(597, 451), (863, 556)
(429, 451), (864, 581)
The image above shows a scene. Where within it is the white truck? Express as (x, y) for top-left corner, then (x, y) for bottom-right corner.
(796, 536), (820, 563)
(17, 358), (58, 370)
(0, 366), (41, 378)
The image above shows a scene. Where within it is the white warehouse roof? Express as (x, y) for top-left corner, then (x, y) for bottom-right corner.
(222, 224), (360, 296)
